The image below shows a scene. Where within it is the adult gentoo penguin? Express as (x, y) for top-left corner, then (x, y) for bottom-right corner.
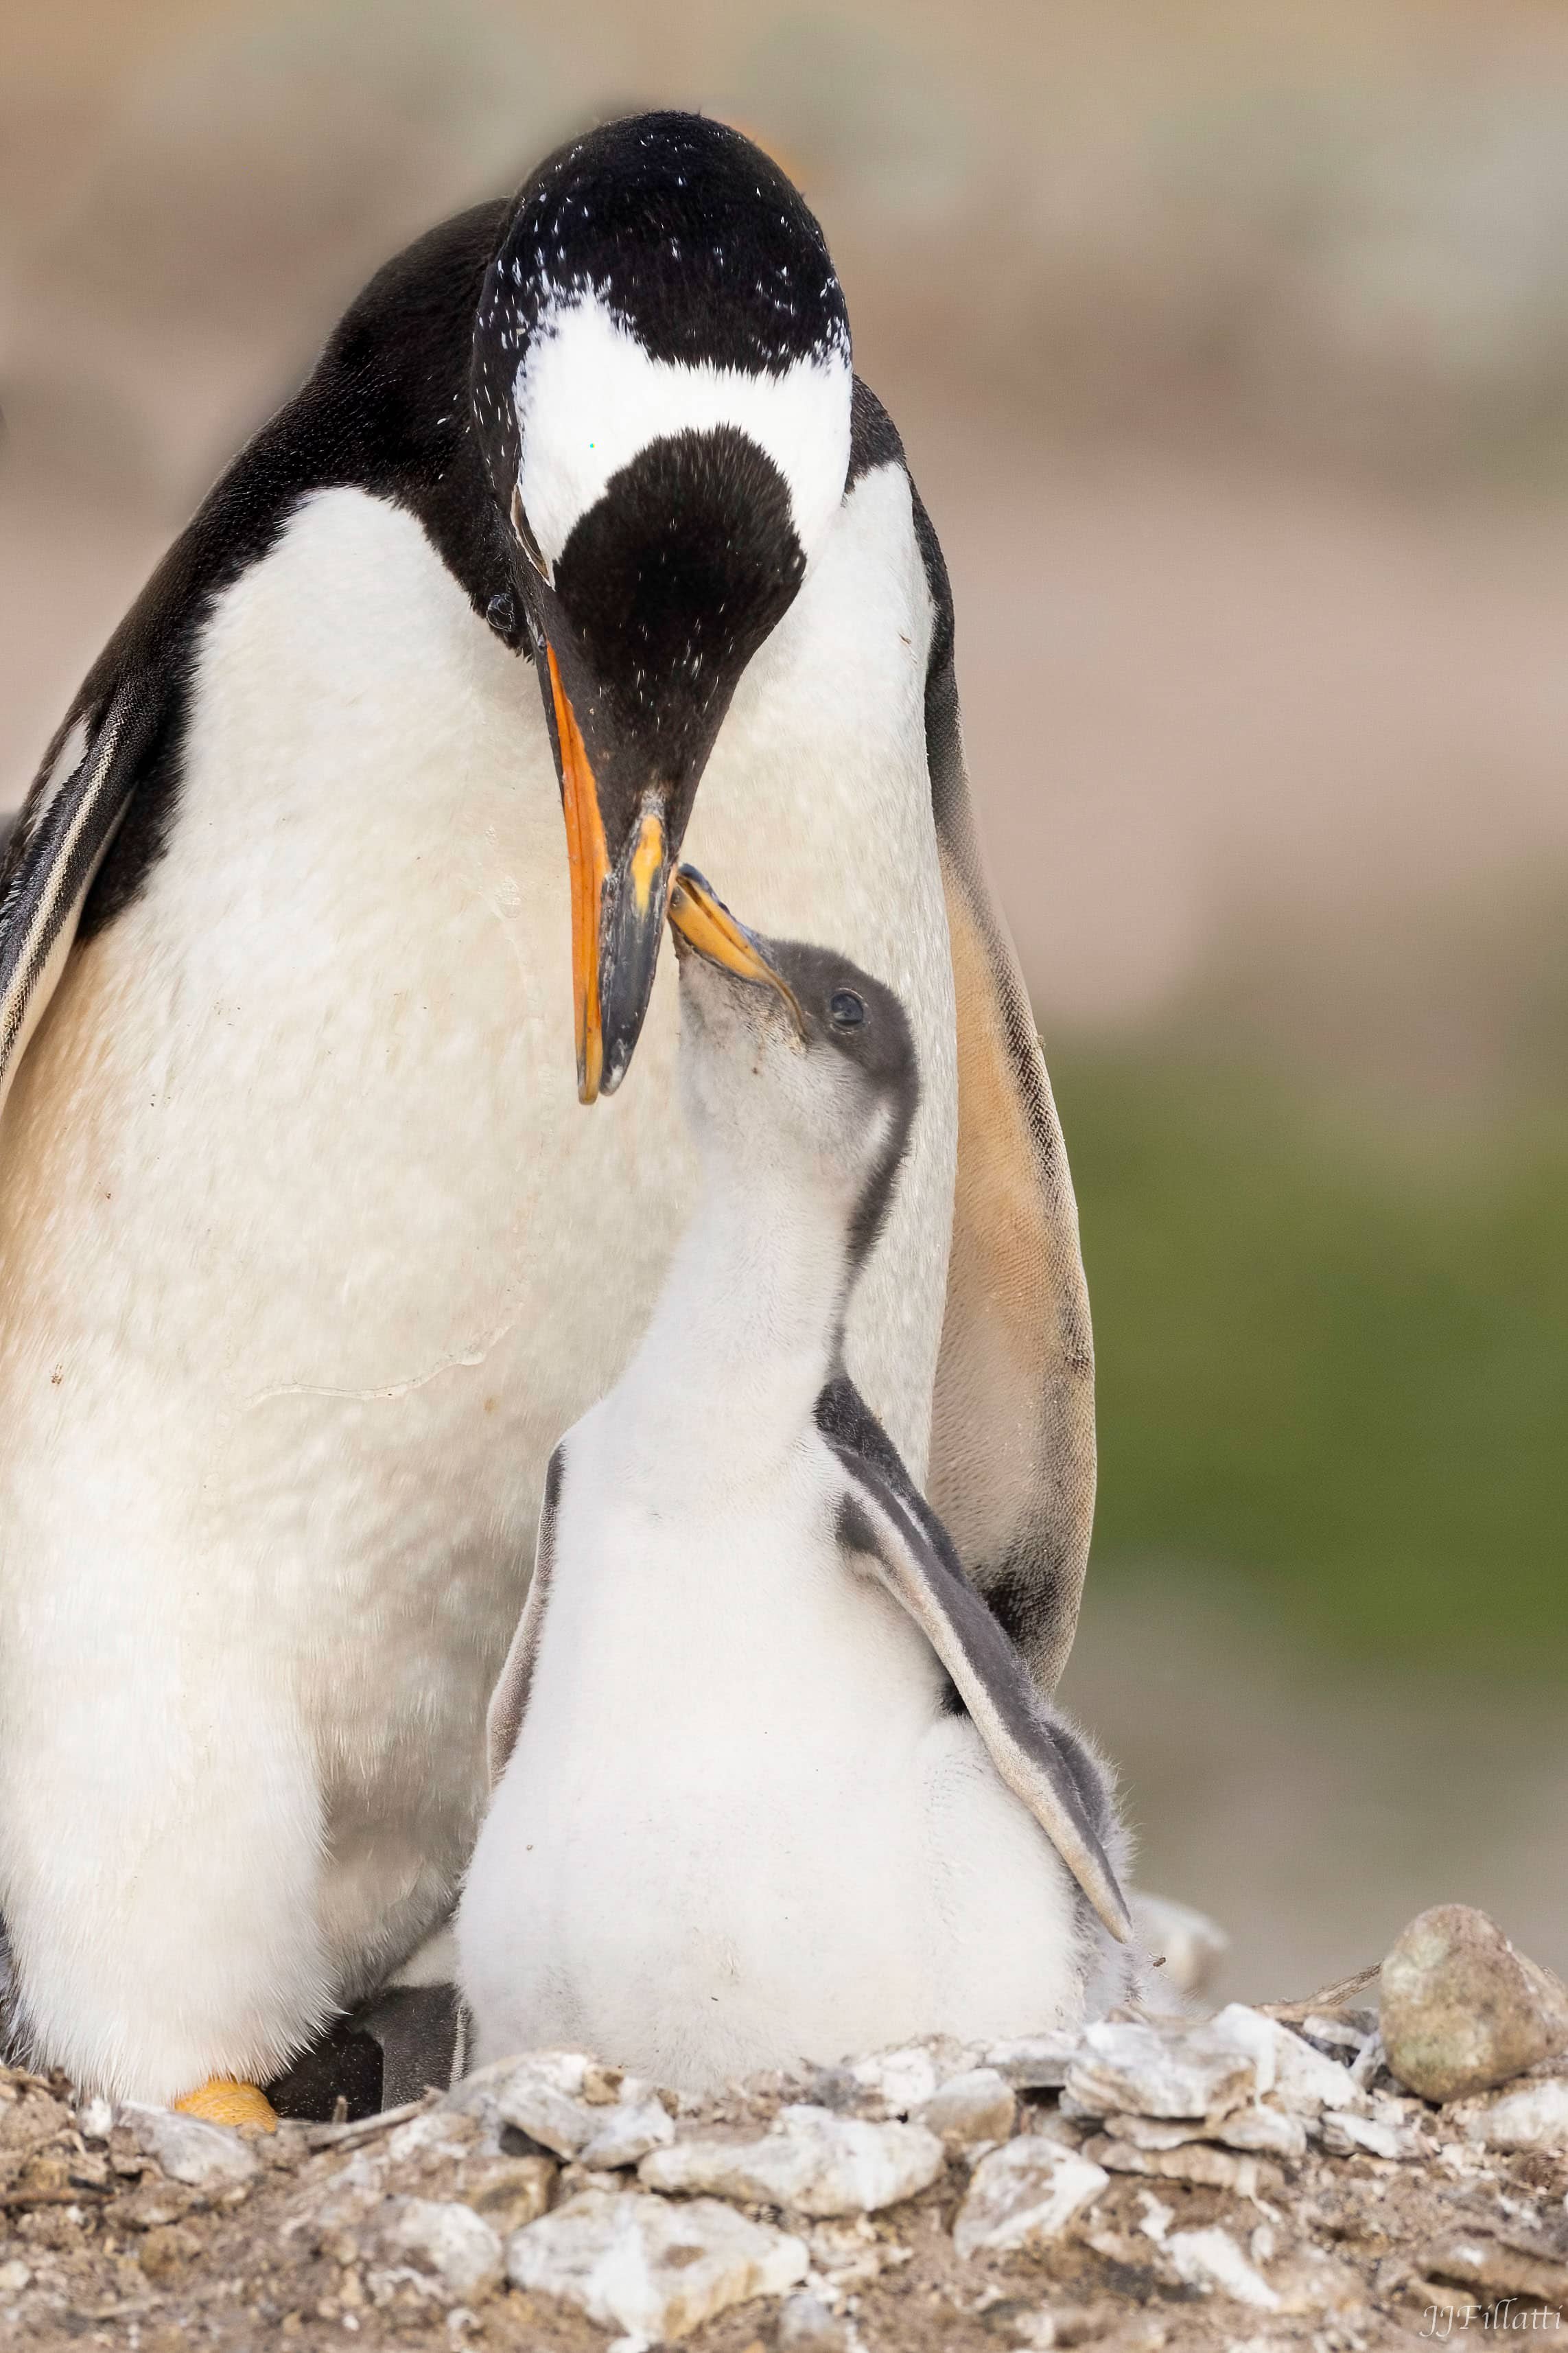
(0, 113), (1093, 2108)
(459, 869), (1135, 2088)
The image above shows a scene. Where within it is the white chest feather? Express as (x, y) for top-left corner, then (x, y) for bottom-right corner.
(0, 467), (957, 2089)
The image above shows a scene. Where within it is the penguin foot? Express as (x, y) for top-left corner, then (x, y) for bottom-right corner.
(173, 2078), (279, 2131)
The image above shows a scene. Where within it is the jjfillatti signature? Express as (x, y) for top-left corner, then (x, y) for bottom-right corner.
(1421, 2304), (1563, 2338)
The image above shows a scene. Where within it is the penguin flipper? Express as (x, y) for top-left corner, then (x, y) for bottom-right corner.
(485, 1444), (567, 1785)
(817, 1374), (1130, 1945)
(0, 677), (158, 1129)
(930, 802), (1095, 1700)
(880, 402), (1093, 1696)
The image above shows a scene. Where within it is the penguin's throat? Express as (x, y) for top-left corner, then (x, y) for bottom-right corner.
(623, 1163), (850, 1474)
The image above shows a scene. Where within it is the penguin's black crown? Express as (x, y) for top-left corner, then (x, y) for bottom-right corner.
(467, 113), (854, 1100)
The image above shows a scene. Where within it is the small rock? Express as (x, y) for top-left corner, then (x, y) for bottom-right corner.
(1213, 2105), (1308, 2159)
(74, 2097), (114, 2143)
(1164, 2226), (1279, 2310)
(845, 2044), (942, 2116)
(119, 2105), (259, 2190)
(445, 2050), (672, 2166)
(136, 2223), (203, 2282)
(1064, 2017), (1256, 2122)
(1318, 2100), (1425, 2161)
(776, 2289), (851, 2350)
(1092, 2113), (1197, 2152)
(578, 2091), (675, 2170)
(491, 2051), (596, 2158)
(0, 2261), (30, 2296)
(952, 2137), (1109, 2258)
(640, 2104), (944, 2218)
(1450, 2076), (1568, 2151)
(1092, 2104), (1305, 2160)
(984, 2031), (1083, 2091)
(371, 2199), (504, 2302)
(913, 2067), (1017, 2151)
(1381, 1906), (1568, 2103)
(453, 2153), (555, 2233)
(1130, 1892), (1230, 2000)
(1416, 2232), (1568, 2307)
(506, 2186), (807, 2341)
(1209, 2006), (1364, 2119)
(1082, 2136), (1275, 2197)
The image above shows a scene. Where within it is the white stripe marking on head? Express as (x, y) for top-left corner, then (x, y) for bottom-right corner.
(514, 288), (852, 574)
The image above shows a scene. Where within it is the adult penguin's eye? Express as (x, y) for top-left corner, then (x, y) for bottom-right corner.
(830, 990), (865, 1029)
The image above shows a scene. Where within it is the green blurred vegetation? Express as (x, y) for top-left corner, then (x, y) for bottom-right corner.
(1058, 1047), (1568, 1676)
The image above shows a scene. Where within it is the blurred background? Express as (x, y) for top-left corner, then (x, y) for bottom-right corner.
(3, 0), (1565, 1997)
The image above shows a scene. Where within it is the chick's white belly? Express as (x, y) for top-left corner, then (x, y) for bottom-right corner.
(459, 1498), (1086, 2088)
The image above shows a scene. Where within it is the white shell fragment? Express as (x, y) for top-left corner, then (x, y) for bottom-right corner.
(506, 2186), (808, 2341)
(952, 2136), (1108, 2258)
(639, 2104), (945, 2218)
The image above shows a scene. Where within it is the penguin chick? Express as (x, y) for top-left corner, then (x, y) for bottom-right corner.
(456, 869), (1141, 2091)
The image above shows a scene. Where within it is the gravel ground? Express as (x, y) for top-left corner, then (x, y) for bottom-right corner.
(4, 1995), (1565, 2352)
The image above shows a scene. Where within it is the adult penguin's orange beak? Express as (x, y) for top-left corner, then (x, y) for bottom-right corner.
(546, 647), (672, 1104)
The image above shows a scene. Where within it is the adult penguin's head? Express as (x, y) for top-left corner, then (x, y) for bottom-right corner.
(470, 111), (852, 1102)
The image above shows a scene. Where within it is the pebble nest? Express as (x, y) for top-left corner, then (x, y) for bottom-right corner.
(3, 1989), (1567, 2352)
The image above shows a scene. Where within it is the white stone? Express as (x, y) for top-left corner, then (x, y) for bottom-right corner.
(846, 2045), (942, 2116)
(1084, 2136), (1267, 2196)
(0, 2262), (30, 2297)
(1064, 2018), (1256, 2122)
(1099, 2113), (1199, 2151)
(1165, 2227), (1280, 2310)
(1207, 2006), (1366, 2119)
(1318, 2100), (1425, 2161)
(1453, 2078), (1568, 2151)
(578, 2094), (675, 2170)
(444, 2050), (672, 2168)
(913, 2068), (1017, 2151)
(119, 2103), (260, 2189)
(1213, 2105), (1309, 2159)
(952, 2137), (1108, 2258)
(640, 2105), (944, 2218)
(75, 2096), (114, 2142)
(375, 2199), (504, 2300)
(495, 2052), (596, 2157)
(984, 2031), (1083, 2090)
(506, 2186), (808, 2341)
(1092, 2101), (1303, 2159)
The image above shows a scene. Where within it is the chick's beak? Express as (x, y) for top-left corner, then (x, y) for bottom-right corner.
(546, 647), (672, 1102)
(667, 866), (805, 1032)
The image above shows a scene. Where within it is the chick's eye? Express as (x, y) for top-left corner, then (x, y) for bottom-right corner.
(829, 990), (865, 1030)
